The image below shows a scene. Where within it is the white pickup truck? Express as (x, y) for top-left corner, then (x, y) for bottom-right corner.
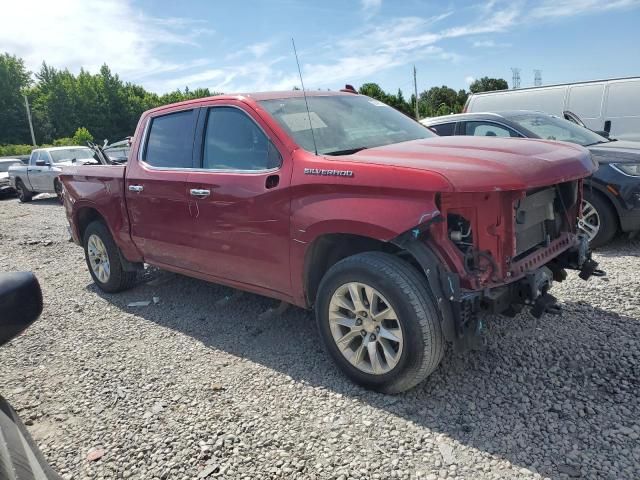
(8, 146), (97, 202)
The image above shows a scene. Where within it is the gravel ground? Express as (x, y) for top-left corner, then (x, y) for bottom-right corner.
(0, 195), (638, 480)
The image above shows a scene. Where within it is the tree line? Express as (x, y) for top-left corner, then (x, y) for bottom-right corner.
(0, 52), (508, 152)
(359, 76), (508, 118)
(0, 53), (219, 153)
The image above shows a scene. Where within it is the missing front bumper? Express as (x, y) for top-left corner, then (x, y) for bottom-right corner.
(397, 232), (604, 350)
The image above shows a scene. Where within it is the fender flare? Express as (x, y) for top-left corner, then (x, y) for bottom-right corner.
(392, 229), (457, 343)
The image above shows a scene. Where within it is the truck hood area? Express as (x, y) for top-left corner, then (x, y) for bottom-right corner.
(345, 136), (596, 192)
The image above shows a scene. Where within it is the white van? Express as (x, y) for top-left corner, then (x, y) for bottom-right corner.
(464, 77), (640, 141)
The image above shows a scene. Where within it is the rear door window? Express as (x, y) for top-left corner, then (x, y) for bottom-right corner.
(429, 122), (455, 136)
(464, 121), (518, 137)
(144, 110), (197, 168)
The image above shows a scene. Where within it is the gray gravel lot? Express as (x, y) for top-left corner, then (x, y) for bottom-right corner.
(0, 195), (639, 480)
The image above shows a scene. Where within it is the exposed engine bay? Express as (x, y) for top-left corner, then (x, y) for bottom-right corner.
(394, 179), (604, 349)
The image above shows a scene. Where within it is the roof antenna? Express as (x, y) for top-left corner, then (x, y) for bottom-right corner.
(291, 38), (318, 155)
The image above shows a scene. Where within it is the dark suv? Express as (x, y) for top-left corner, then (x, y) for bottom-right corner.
(422, 111), (640, 247)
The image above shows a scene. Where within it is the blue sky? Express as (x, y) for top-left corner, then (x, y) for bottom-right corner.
(3, 0), (640, 94)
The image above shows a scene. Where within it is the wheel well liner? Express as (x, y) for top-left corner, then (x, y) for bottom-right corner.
(303, 234), (401, 307)
(76, 207), (105, 241)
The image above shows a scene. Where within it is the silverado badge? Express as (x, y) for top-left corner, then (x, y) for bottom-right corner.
(304, 168), (354, 177)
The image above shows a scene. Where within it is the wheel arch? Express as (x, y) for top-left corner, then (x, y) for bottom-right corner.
(75, 206), (107, 242)
(584, 180), (623, 222)
(303, 233), (406, 308)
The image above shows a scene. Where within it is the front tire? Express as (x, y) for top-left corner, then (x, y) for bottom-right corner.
(83, 221), (137, 293)
(15, 179), (33, 203)
(316, 252), (444, 394)
(581, 191), (617, 248)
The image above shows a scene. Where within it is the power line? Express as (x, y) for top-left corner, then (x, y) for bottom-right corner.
(534, 69), (542, 87)
(511, 67), (521, 89)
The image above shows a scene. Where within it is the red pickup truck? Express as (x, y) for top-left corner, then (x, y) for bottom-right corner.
(61, 90), (601, 393)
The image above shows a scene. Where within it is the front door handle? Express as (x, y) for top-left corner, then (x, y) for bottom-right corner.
(190, 188), (211, 199)
(128, 185), (144, 193)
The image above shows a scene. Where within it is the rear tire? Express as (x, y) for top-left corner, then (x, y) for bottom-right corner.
(83, 221), (137, 293)
(15, 179), (32, 203)
(582, 191), (617, 248)
(316, 252), (444, 394)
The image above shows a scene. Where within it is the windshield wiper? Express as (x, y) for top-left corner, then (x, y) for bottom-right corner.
(324, 147), (367, 156)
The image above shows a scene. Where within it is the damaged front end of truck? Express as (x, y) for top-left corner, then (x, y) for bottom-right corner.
(394, 179), (604, 349)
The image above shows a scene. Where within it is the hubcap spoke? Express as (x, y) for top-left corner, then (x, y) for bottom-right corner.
(332, 294), (355, 313)
(335, 330), (361, 350)
(329, 312), (357, 329)
(367, 340), (382, 374)
(378, 325), (401, 343)
(348, 283), (367, 312)
(371, 305), (395, 321)
(352, 340), (367, 365)
(379, 338), (399, 370)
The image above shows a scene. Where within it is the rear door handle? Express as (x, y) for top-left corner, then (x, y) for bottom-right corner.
(128, 185), (143, 193)
(190, 188), (211, 199)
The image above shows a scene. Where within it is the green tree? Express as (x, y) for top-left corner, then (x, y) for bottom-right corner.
(469, 76), (508, 94)
(358, 82), (387, 101)
(419, 86), (461, 117)
(358, 83), (413, 117)
(72, 127), (93, 145)
(0, 53), (32, 145)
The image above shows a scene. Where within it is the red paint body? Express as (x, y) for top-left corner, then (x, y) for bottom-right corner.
(61, 91), (596, 307)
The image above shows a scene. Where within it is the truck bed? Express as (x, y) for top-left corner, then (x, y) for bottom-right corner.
(60, 165), (136, 258)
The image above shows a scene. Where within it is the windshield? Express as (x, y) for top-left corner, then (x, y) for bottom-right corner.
(0, 162), (19, 173)
(509, 113), (607, 146)
(259, 95), (434, 155)
(50, 148), (96, 163)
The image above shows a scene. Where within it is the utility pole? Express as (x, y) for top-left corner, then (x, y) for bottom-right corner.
(23, 94), (36, 146)
(413, 65), (419, 120)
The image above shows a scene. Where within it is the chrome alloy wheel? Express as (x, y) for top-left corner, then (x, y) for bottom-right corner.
(87, 234), (111, 283)
(328, 282), (404, 375)
(579, 200), (600, 242)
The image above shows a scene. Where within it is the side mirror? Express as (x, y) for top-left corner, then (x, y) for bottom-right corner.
(35, 160), (50, 167)
(594, 130), (610, 139)
(0, 272), (43, 347)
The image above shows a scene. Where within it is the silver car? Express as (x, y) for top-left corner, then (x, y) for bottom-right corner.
(0, 159), (24, 197)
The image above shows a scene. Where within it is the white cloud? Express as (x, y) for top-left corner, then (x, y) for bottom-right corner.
(361, 0), (382, 19)
(226, 41), (274, 61)
(473, 39), (496, 48)
(465, 76), (475, 85)
(0, 0), (212, 81)
(530, 0), (640, 19)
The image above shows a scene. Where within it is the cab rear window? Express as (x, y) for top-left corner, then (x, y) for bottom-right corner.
(144, 110), (196, 168)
